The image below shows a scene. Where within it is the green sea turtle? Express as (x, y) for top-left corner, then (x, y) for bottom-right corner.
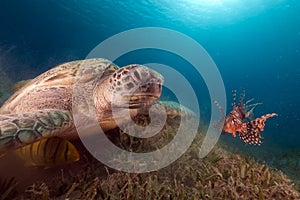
(0, 58), (191, 164)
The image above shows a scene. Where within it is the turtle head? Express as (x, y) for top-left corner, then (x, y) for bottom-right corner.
(95, 64), (163, 110)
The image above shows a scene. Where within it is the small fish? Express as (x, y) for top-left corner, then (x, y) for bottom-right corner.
(214, 90), (277, 145)
(16, 137), (80, 167)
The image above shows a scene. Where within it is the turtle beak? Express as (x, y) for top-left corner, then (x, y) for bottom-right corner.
(127, 84), (162, 108)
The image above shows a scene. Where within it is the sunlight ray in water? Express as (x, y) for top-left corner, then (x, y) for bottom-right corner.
(155, 0), (286, 25)
(186, 0), (240, 7)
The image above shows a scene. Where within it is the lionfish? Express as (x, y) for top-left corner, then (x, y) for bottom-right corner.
(214, 90), (277, 145)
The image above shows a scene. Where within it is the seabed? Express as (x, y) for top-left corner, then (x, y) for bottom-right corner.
(0, 118), (299, 199)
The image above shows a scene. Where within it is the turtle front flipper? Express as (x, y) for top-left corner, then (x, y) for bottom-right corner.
(0, 110), (73, 155)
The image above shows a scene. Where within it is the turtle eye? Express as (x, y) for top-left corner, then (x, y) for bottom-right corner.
(134, 71), (141, 81)
(131, 67), (150, 83)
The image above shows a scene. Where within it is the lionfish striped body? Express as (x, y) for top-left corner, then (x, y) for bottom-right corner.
(214, 90), (277, 145)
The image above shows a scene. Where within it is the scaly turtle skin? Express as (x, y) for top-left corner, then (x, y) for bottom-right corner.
(0, 58), (164, 155)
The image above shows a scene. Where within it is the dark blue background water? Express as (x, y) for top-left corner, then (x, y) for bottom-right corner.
(0, 0), (299, 178)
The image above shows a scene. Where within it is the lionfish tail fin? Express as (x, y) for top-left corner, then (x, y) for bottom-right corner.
(245, 102), (263, 119)
(239, 113), (277, 145)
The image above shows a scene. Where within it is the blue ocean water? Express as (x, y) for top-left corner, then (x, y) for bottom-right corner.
(0, 0), (299, 178)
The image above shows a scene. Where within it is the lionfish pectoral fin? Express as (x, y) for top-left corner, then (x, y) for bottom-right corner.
(239, 122), (263, 145)
(245, 98), (255, 105)
(239, 113), (277, 145)
(245, 102), (263, 119)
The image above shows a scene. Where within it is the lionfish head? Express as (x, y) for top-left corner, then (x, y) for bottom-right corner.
(222, 113), (243, 137)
